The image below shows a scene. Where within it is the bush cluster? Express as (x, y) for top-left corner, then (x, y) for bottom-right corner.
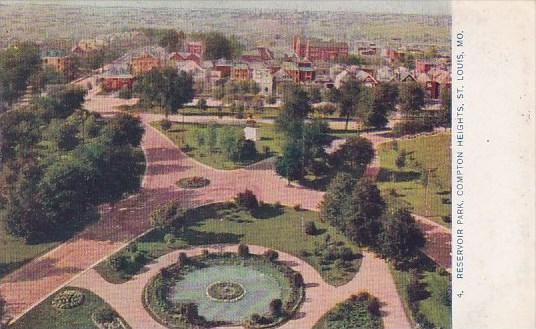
(176, 176), (210, 189)
(234, 189), (259, 211)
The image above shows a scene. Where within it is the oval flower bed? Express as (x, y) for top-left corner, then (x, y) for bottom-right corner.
(176, 176), (210, 189)
(144, 251), (305, 329)
(51, 289), (85, 310)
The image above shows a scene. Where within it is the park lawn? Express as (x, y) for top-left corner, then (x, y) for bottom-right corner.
(377, 134), (451, 226)
(152, 121), (281, 170)
(8, 287), (131, 329)
(96, 204), (362, 287)
(390, 264), (451, 329)
(0, 219), (59, 278)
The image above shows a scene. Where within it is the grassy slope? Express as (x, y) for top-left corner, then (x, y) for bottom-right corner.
(97, 204), (362, 287)
(377, 134), (451, 226)
(152, 122), (280, 170)
(8, 287), (131, 329)
(390, 265), (451, 329)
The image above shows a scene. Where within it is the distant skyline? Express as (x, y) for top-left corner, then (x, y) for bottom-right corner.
(1, 0), (451, 16)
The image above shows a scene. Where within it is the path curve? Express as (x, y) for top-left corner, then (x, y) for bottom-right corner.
(71, 244), (411, 329)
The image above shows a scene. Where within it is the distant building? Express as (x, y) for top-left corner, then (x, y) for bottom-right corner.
(252, 67), (274, 96)
(101, 65), (134, 91)
(186, 41), (203, 57)
(231, 63), (251, 81)
(293, 36), (349, 62)
(214, 58), (232, 78)
(41, 49), (74, 77)
(130, 53), (161, 76)
(169, 52), (201, 65)
(281, 59), (315, 83)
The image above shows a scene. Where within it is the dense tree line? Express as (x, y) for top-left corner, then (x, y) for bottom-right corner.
(320, 173), (425, 267)
(0, 86), (145, 242)
(274, 85), (375, 183)
(0, 42), (41, 107)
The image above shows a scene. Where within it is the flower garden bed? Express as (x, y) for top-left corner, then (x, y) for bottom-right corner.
(176, 176), (210, 189)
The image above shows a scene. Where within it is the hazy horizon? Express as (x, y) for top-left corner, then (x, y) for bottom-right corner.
(0, 0), (451, 16)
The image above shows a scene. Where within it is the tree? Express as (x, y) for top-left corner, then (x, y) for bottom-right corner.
(338, 78), (367, 131)
(234, 189), (258, 210)
(439, 86), (452, 128)
(158, 29), (185, 52)
(41, 85), (87, 119)
(275, 140), (304, 182)
(0, 42), (41, 105)
(365, 83), (399, 129)
(345, 179), (386, 246)
(238, 244), (250, 257)
(202, 32), (235, 60)
(319, 172), (356, 230)
(198, 98), (208, 111)
(398, 82), (425, 115)
(218, 127), (242, 161)
(303, 119), (330, 175)
(149, 201), (185, 232)
(329, 136), (374, 177)
(134, 67), (194, 118)
(379, 209), (425, 262)
(44, 120), (79, 151)
(0, 293), (5, 328)
(102, 113), (144, 147)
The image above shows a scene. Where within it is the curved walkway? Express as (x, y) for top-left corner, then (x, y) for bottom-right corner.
(70, 244), (411, 329)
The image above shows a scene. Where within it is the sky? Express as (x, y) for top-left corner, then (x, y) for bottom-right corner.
(1, 0), (452, 16)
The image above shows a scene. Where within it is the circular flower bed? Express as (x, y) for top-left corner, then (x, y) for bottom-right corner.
(52, 289), (85, 310)
(176, 176), (210, 189)
(206, 281), (246, 302)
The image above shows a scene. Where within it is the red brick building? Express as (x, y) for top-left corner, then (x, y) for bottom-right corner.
(415, 60), (435, 74)
(130, 53), (161, 76)
(293, 36), (349, 62)
(186, 41), (203, 57)
(231, 63), (251, 81)
(169, 52), (201, 65)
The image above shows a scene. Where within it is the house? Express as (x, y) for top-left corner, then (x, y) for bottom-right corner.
(169, 52), (201, 65)
(293, 36), (349, 62)
(334, 68), (377, 89)
(214, 58), (232, 78)
(415, 60), (436, 74)
(416, 68), (451, 99)
(252, 67), (274, 96)
(41, 49), (74, 78)
(101, 65), (134, 91)
(130, 53), (161, 76)
(186, 41), (203, 57)
(281, 60), (315, 83)
(231, 63), (251, 81)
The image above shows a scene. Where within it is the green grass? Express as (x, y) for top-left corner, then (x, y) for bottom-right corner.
(377, 134), (451, 226)
(0, 219), (59, 278)
(152, 122), (281, 170)
(97, 203), (362, 287)
(313, 296), (383, 329)
(8, 287), (131, 329)
(389, 264), (451, 329)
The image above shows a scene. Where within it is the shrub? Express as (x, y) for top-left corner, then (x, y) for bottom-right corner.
(126, 242), (138, 253)
(263, 249), (279, 261)
(202, 249), (209, 256)
(340, 247), (354, 261)
(51, 289), (85, 309)
(118, 86), (132, 99)
(239, 139), (257, 161)
(293, 204), (301, 211)
(356, 291), (372, 302)
(109, 255), (127, 272)
(150, 201), (185, 232)
(234, 189), (258, 210)
(292, 272), (304, 287)
(130, 252), (145, 265)
(442, 215), (451, 223)
(177, 176), (210, 189)
(274, 201), (282, 208)
(178, 252), (188, 266)
(93, 306), (117, 323)
(392, 119), (434, 136)
(304, 221), (318, 235)
(164, 233), (176, 245)
(160, 119), (172, 131)
(269, 298), (283, 317)
(263, 145), (271, 156)
(395, 149), (407, 168)
(250, 313), (261, 324)
(238, 244), (250, 257)
(367, 296), (381, 316)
